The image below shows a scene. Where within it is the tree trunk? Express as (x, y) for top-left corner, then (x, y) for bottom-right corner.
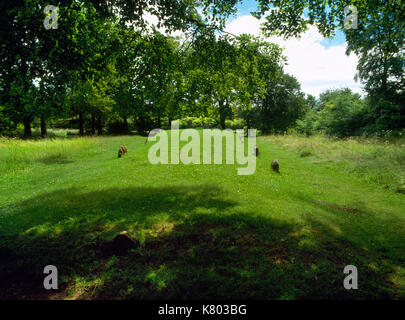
(137, 116), (147, 136)
(91, 112), (96, 135)
(157, 114), (162, 128)
(168, 117), (173, 129)
(96, 115), (103, 135)
(23, 118), (32, 139)
(382, 57), (388, 96)
(40, 117), (47, 138)
(123, 116), (129, 133)
(78, 112), (84, 135)
(218, 99), (226, 129)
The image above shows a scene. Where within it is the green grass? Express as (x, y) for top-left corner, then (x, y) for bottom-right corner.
(0, 132), (404, 299)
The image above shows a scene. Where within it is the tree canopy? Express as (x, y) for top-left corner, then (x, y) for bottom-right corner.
(0, 0), (403, 137)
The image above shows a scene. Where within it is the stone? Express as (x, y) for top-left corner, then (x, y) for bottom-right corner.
(271, 160), (280, 173)
(118, 145), (128, 158)
(110, 232), (138, 255)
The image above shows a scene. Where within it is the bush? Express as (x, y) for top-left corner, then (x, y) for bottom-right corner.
(175, 117), (219, 129)
(224, 118), (245, 130)
(297, 88), (369, 138)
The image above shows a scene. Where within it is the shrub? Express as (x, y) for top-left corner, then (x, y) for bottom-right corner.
(225, 118), (245, 130)
(175, 117), (220, 129)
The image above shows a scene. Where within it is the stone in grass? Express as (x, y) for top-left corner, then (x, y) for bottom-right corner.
(271, 160), (280, 173)
(118, 145), (128, 158)
(111, 231), (138, 256)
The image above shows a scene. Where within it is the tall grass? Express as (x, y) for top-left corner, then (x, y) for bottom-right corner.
(263, 134), (405, 192)
(0, 137), (99, 175)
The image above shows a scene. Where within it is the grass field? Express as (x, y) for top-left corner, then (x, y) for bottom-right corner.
(0, 132), (404, 299)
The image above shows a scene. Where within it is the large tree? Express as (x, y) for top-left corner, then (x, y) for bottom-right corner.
(253, 0), (405, 131)
(345, 9), (405, 130)
(0, 0), (237, 136)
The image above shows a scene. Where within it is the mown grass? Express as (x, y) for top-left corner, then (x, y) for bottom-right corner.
(0, 132), (404, 299)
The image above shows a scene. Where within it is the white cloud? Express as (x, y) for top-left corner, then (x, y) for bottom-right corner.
(135, 11), (185, 38)
(225, 15), (364, 97)
(152, 13), (186, 38)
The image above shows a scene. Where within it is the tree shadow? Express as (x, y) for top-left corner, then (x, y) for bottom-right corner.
(285, 190), (405, 299)
(0, 184), (236, 298)
(0, 185), (403, 299)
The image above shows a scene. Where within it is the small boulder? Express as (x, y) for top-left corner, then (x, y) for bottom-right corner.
(118, 145), (128, 158)
(271, 160), (280, 173)
(110, 232), (138, 255)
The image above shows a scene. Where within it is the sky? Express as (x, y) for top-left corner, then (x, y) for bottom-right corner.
(223, 0), (363, 98)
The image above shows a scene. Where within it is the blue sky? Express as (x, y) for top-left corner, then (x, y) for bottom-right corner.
(223, 0), (362, 97)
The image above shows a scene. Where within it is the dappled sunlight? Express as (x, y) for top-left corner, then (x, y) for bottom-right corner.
(0, 135), (404, 300)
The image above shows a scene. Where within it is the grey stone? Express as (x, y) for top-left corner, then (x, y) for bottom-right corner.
(271, 160), (280, 173)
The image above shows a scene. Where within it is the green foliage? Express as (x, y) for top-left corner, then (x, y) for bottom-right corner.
(0, 105), (16, 135)
(225, 118), (246, 130)
(254, 1), (404, 39)
(297, 88), (369, 137)
(0, 1), (403, 139)
(253, 1), (405, 135)
(175, 116), (219, 129)
(254, 73), (307, 133)
(345, 10), (405, 131)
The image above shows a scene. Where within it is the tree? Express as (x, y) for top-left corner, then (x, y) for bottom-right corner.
(297, 88), (367, 137)
(233, 34), (285, 130)
(252, 0), (405, 39)
(187, 32), (238, 128)
(345, 10), (405, 130)
(0, 0), (237, 137)
(255, 73), (306, 133)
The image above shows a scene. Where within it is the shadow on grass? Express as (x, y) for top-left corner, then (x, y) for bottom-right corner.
(0, 185), (403, 299)
(37, 154), (75, 165)
(287, 190), (405, 299)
